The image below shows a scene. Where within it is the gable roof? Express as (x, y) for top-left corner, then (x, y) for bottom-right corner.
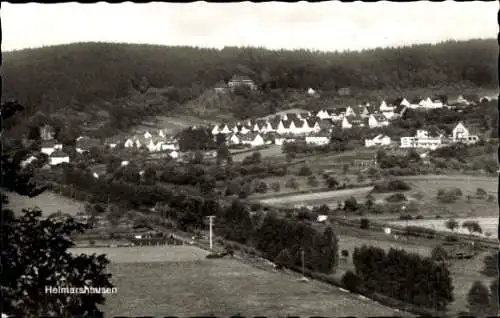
(230, 75), (253, 82)
(394, 105), (408, 115)
(307, 118), (319, 127)
(318, 119), (333, 129)
(282, 120), (292, 129)
(239, 132), (261, 141)
(292, 118), (305, 128)
(371, 114), (388, 122)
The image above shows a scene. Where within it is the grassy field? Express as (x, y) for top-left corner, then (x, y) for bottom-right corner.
(133, 115), (211, 135)
(5, 191), (86, 217)
(399, 175), (498, 218)
(232, 145), (284, 162)
(259, 187), (374, 207)
(72, 246), (401, 317)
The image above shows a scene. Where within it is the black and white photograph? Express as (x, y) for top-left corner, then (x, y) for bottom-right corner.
(1, 1), (498, 317)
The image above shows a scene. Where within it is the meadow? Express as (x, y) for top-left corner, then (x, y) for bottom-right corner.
(71, 246), (401, 317)
(259, 186), (374, 207)
(5, 191), (85, 217)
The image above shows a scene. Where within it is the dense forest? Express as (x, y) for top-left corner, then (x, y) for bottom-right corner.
(2, 39), (497, 133)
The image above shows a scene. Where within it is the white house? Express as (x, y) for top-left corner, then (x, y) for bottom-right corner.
(400, 130), (442, 150)
(239, 125), (250, 135)
(124, 138), (135, 148)
(275, 120), (288, 134)
(232, 125), (240, 134)
(305, 131), (330, 145)
(228, 133), (241, 145)
(379, 100), (395, 112)
(159, 129), (166, 138)
(121, 160), (129, 166)
(368, 114), (389, 128)
(316, 110), (331, 120)
(20, 155), (38, 168)
(345, 106), (357, 117)
(451, 122), (479, 144)
(49, 151), (70, 166)
(169, 150), (179, 159)
(221, 124), (232, 134)
(342, 116), (364, 129)
(211, 124), (220, 135)
(240, 132), (265, 147)
(227, 75), (257, 90)
(143, 131), (152, 139)
(400, 98), (410, 107)
(317, 215), (328, 222)
(307, 88), (316, 96)
(365, 134), (392, 147)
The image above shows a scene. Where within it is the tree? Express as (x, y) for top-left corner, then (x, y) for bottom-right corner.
(476, 187), (487, 199)
(467, 281), (491, 317)
(285, 177), (299, 190)
(431, 245), (449, 262)
(1, 101), (113, 317)
(216, 143), (231, 164)
(364, 194), (375, 210)
(307, 175), (319, 187)
(360, 218), (369, 229)
(462, 221), (482, 234)
(480, 252), (498, 277)
(344, 196), (358, 212)
(445, 218), (459, 232)
(275, 248), (293, 269)
(270, 182), (280, 192)
(297, 165), (312, 176)
(325, 175), (339, 189)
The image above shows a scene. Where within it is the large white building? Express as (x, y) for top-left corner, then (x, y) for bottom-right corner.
(451, 122), (479, 144)
(365, 134), (392, 147)
(400, 130), (442, 150)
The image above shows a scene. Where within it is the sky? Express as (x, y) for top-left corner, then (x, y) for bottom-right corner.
(2, 1), (498, 52)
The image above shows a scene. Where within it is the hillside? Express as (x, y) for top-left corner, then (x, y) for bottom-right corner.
(2, 39), (497, 137)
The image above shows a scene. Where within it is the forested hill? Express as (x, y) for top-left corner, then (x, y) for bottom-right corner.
(2, 39), (497, 133)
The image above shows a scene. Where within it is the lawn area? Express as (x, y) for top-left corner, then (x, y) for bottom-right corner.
(133, 115), (210, 135)
(73, 245), (401, 317)
(232, 144), (284, 162)
(5, 191), (86, 217)
(399, 175), (498, 218)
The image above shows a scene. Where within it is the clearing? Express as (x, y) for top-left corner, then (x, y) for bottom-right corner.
(73, 245), (401, 317)
(5, 191), (85, 217)
(259, 186), (374, 207)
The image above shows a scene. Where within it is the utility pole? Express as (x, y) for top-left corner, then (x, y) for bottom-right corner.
(301, 247), (305, 278)
(207, 216), (215, 250)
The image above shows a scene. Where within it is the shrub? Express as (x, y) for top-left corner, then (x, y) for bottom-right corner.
(307, 175), (319, 187)
(270, 182), (280, 192)
(372, 179), (411, 193)
(416, 215), (424, 219)
(341, 249), (349, 258)
(399, 214), (413, 220)
(445, 234), (459, 242)
(341, 270), (363, 293)
(254, 181), (268, 193)
(360, 218), (370, 229)
(285, 177), (299, 189)
(297, 165), (313, 176)
(385, 193), (408, 202)
(437, 188), (459, 203)
(344, 196), (358, 211)
(476, 187), (488, 199)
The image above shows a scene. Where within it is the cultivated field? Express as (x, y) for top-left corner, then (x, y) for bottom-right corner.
(5, 191), (86, 217)
(134, 115), (210, 135)
(389, 217), (498, 239)
(259, 187), (374, 207)
(73, 245), (401, 317)
(232, 145), (284, 162)
(400, 175), (498, 218)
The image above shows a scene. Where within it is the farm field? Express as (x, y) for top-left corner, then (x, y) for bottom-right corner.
(232, 144), (284, 162)
(398, 174), (498, 218)
(73, 246), (402, 317)
(259, 186), (374, 207)
(389, 217), (498, 239)
(133, 115), (210, 135)
(5, 191), (85, 217)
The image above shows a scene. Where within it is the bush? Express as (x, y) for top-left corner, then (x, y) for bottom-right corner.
(385, 193), (408, 202)
(270, 182), (280, 192)
(344, 196), (359, 211)
(399, 214), (413, 220)
(341, 249), (349, 258)
(254, 181), (268, 194)
(416, 215), (424, 219)
(307, 175), (319, 187)
(285, 177), (299, 189)
(437, 188), (460, 203)
(341, 270), (363, 293)
(360, 218), (370, 229)
(372, 179), (411, 193)
(297, 165), (313, 176)
(445, 234), (459, 242)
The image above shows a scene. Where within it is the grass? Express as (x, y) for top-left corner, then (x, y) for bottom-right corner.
(232, 145), (284, 162)
(400, 175), (498, 218)
(133, 115), (208, 135)
(72, 245), (401, 317)
(5, 191), (86, 217)
(259, 186), (374, 207)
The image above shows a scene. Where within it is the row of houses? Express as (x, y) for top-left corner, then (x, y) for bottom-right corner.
(363, 122), (480, 150)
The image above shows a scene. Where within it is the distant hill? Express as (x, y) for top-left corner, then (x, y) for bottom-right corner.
(2, 39), (497, 137)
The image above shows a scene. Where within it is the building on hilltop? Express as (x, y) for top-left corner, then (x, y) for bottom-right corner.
(227, 75), (257, 90)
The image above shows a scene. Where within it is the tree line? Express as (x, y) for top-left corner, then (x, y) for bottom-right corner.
(2, 39), (496, 120)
